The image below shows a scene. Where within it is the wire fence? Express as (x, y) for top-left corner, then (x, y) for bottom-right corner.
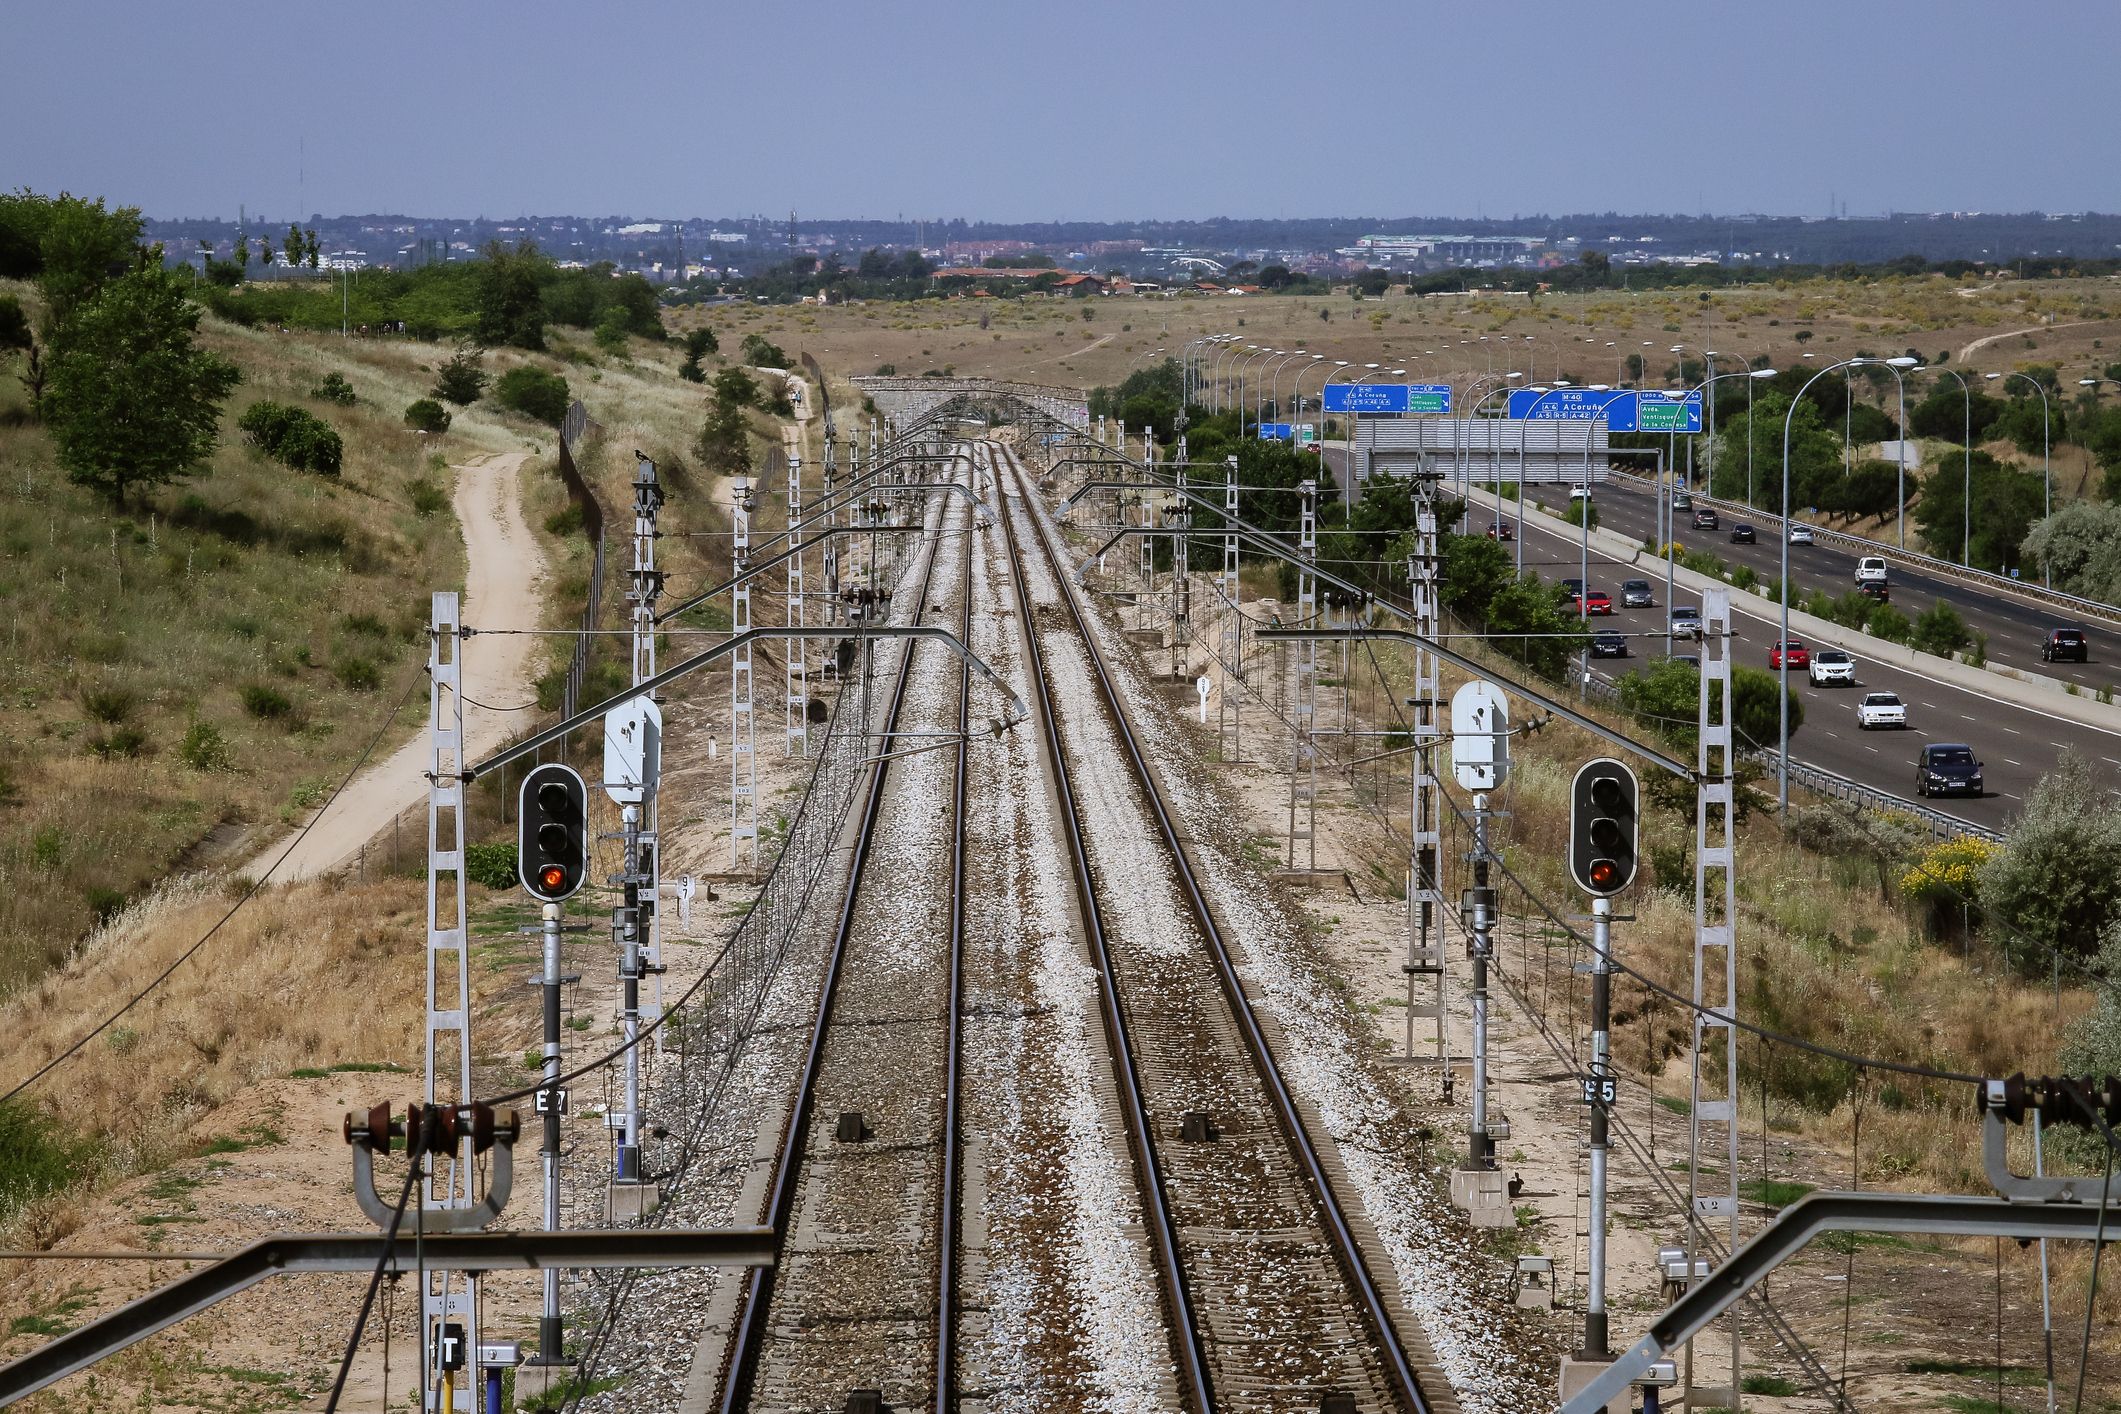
(557, 399), (606, 719)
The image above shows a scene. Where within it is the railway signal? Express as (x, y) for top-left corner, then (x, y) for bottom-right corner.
(518, 764), (588, 902)
(1569, 758), (1638, 897)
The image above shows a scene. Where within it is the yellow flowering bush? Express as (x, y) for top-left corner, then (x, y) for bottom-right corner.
(1899, 836), (1997, 904)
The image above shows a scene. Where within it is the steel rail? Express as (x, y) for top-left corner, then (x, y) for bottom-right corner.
(934, 450), (974, 1411)
(991, 441), (1217, 1414)
(717, 476), (961, 1414)
(999, 440), (1433, 1412)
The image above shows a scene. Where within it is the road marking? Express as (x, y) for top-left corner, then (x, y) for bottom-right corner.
(2001, 726), (2021, 735)
(2005, 759), (2022, 766)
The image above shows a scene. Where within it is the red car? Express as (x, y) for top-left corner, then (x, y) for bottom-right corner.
(1571, 589), (1614, 616)
(1769, 639), (1810, 669)
(1486, 521), (1516, 542)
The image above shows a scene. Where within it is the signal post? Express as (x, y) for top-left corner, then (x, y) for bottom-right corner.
(1562, 757), (1639, 1412)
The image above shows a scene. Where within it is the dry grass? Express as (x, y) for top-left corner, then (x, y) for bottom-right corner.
(0, 873), (430, 1243)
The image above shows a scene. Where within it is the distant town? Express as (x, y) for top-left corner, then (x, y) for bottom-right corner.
(141, 209), (2121, 290)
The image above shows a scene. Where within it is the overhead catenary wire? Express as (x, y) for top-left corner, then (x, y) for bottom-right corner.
(1, 666), (427, 1108)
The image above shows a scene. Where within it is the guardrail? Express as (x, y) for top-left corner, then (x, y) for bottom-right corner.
(1601, 466), (2121, 627)
(1580, 665), (2004, 841)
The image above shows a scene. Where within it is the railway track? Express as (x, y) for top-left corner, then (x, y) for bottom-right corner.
(989, 438), (1435, 1413)
(715, 452), (975, 1412)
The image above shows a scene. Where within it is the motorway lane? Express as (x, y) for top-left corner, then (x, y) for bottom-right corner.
(1523, 476), (2118, 694)
(1503, 511), (2121, 828)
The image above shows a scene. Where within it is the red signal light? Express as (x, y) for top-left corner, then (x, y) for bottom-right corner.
(539, 864), (568, 891)
(1588, 859), (1619, 890)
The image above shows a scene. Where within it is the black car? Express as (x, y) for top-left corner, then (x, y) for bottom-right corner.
(1591, 631), (1628, 659)
(1691, 508), (1720, 530)
(1858, 579), (1891, 603)
(1916, 742), (1984, 798)
(1730, 523), (1757, 544)
(2043, 627), (2089, 663)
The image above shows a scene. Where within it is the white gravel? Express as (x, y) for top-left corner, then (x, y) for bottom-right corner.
(1017, 452), (1555, 1413)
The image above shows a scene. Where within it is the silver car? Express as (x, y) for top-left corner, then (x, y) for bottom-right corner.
(1671, 606), (1703, 640)
(1621, 579), (1654, 607)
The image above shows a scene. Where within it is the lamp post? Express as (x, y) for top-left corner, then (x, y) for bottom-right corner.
(1294, 358), (1349, 442)
(1911, 363), (1974, 567)
(1235, 345), (1275, 433)
(1781, 357), (1871, 815)
(1515, 383), (1577, 570)
(1268, 349), (1317, 427)
(1206, 335), (1239, 412)
(1988, 371), (2053, 586)
(1463, 374), (1522, 546)
(1695, 366), (1778, 506)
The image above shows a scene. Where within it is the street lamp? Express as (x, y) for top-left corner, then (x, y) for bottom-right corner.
(1294, 358), (1349, 436)
(1780, 357), (1872, 815)
(1911, 363), (1975, 567)
(1235, 345), (1275, 432)
(1266, 349), (1315, 426)
(1515, 383), (1578, 571)
(1698, 364), (1779, 508)
(1987, 371), (2053, 586)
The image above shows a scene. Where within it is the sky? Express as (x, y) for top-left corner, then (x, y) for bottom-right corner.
(8, 0), (2120, 224)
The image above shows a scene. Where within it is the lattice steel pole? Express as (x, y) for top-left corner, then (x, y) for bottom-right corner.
(1170, 438), (1190, 676)
(1218, 455), (1243, 763)
(785, 454), (808, 756)
(627, 458), (667, 1046)
(1687, 586), (1743, 1409)
(422, 591), (476, 1410)
(1404, 483), (1447, 1063)
(1287, 479), (1319, 870)
(729, 474), (757, 868)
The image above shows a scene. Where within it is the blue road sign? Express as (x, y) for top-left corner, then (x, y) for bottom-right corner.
(1257, 422), (1294, 441)
(1504, 388), (1701, 433)
(1321, 383), (1456, 414)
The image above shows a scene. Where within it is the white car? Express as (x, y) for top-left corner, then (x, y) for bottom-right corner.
(1809, 648), (1856, 686)
(1788, 524), (1815, 545)
(1856, 691), (1907, 730)
(1569, 484), (1594, 501)
(1855, 555), (1889, 585)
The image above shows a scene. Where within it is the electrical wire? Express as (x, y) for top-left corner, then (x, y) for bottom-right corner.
(1, 666), (426, 1107)
(323, 1139), (422, 1414)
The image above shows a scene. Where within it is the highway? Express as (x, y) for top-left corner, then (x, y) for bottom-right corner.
(1524, 474), (2113, 693)
(1500, 506), (2121, 829)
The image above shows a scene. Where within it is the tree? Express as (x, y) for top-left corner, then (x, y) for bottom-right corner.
(284, 223), (304, 270)
(711, 364), (759, 408)
(2021, 499), (2121, 601)
(305, 229), (321, 269)
(678, 327), (717, 383)
(35, 193), (146, 332)
(238, 400), (342, 474)
(1913, 449), (2043, 572)
(1712, 389), (1840, 510)
(594, 306), (631, 352)
(1618, 658), (1800, 754)
(404, 398), (451, 433)
(255, 238), (274, 268)
(739, 332), (788, 368)
(475, 240), (547, 350)
(693, 398), (752, 478)
(1994, 393), (2061, 455)
(1981, 753), (2121, 973)
(1908, 382), (2002, 442)
(431, 344), (488, 405)
(41, 267), (240, 507)
(494, 365), (570, 425)
(0, 294), (27, 354)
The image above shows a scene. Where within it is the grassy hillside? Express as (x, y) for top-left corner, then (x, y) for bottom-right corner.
(0, 282), (596, 996)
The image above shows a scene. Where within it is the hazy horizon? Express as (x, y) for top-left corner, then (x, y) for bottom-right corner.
(10, 0), (2120, 223)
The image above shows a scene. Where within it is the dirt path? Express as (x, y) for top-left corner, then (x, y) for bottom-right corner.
(1958, 316), (2109, 363)
(240, 451), (548, 883)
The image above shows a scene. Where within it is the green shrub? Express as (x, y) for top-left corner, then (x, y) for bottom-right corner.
(0, 1099), (95, 1217)
(87, 726), (146, 759)
(238, 399), (342, 475)
(544, 502), (585, 536)
(1982, 754), (2121, 973)
(335, 656), (380, 691)
(241, 684), (295, 720)
(311, 372), (357, 406)
(1908, 599), (1971, 657)
(1866, 602), (1912, 643)
(495, 366), (571, 426)
(80, 686), (134, 724)
(403, 398), (451, 434)
(464, 842), (519, 890)
(431, 346), (488, 405)
(179, 720), (232, 771)
(408, 479), (448, 517)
